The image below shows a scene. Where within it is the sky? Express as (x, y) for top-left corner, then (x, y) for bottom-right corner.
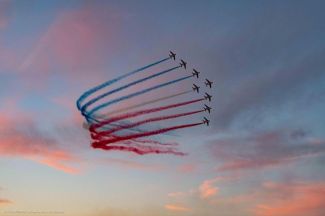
(0, 0), (325, 215)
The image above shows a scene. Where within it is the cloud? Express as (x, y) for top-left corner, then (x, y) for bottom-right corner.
(0, 186), (12, 206)
(199, 178), (219, 199)
(0, 115), (80, 174)
(254, 181), (325, 216)
(19, 6), (120, 77)
(177, 163), (197, 173)
(208, 129), (325, 171)
(190, 1), (325, 130)
(0, 1), (12, 30)
(0, 198), (12, 205)
(165, 204), (191, 212)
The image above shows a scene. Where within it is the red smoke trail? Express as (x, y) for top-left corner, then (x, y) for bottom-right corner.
(91, 144), (186, 156)
(90, 98), (204, 132)
(92, 122), (203, 147)
(93, 130), (178, 146)
(92, 110), (204, 139)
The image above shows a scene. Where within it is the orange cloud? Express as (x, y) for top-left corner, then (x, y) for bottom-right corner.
(0, 198), (12, 205)
(254, 182), (325, 216)
(165, 204), (191, 212)
(199, 178), (219, 199)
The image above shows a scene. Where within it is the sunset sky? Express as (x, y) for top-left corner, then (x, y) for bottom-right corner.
(1, 0), (325, 216)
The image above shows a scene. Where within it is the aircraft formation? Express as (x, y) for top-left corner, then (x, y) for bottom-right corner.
(169, 51), (213, 127)
(76, 51), (213, 155)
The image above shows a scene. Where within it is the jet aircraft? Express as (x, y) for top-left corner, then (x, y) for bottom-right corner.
(192, 69), (200, 78)
(204, 93), (212, 102)
(204, 104), (212, 113)
(192, 84), (200, 93)
(205, 79), (213, 88)
(203, 117), (210, 126)
(169, 51), (176, 60)
(180, 59), (187, 69)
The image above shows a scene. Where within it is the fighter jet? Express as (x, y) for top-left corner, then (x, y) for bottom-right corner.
(192, 69), (200, 78)
(203, 117), (210, 126)
(204, 104), (212, 113)
(169, 51), (176, 60)
(192, 84), (200, 93)
(204, 93), (212, 102)
(180, 59), (187, 69)
(205, 79), (213, 88)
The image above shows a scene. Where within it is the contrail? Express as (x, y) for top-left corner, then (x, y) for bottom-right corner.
(98, 90), (192, 117)
(84, 115), (178, 137)
(80, 66), (181, 114)
(92, 109), (204, 139)
(86, 75), (193, 117)
(76, 57), (170, 110)
(75, 54), (209, 155)
(90, 98), (204, 132)
(91, 130), (177, 146)
(92, 122), (203, 146)
(91, 144), (186, 156)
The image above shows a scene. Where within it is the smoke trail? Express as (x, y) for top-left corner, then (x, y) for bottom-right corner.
(92, 110), (204, 139)
(86, 75), (193, 117)
(99, 90), (192, 117)
(90, 98), (204, 132)
(81, 66), (181, 114)
(91, 144), (186, 156)
(92, 122), (203, 146)
(93, 130), (178, 146)
(76, 57), (170, 110)
(84, 113), (178, 137)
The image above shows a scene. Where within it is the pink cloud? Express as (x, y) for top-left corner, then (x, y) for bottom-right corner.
(0, 115), (80, 174)
(0, 1), (11, 30)
(177, 163), (197, 173)
(19, 6), (120, 79)
(165, 204), (191, 212)
(254, 182), (325, 216)
(199, 178), (219, 199)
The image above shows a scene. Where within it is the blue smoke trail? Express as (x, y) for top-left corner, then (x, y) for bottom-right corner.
(86, 75), (192, 117)
(80, 66), (181, 114)
(76, 57), (170, 110)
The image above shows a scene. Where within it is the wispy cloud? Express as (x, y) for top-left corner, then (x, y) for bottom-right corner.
(0, 1), (11, 30)
(18, 6), (120, 77)
(199, 178), (219, 199)
(254, 181), (325, 216)
(0, 115), (80, 174)
(0, 186), (12, 206)
(208, 129), (325, 171)
(165, 204), (191, 212)
(0, 198), (12, 205)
